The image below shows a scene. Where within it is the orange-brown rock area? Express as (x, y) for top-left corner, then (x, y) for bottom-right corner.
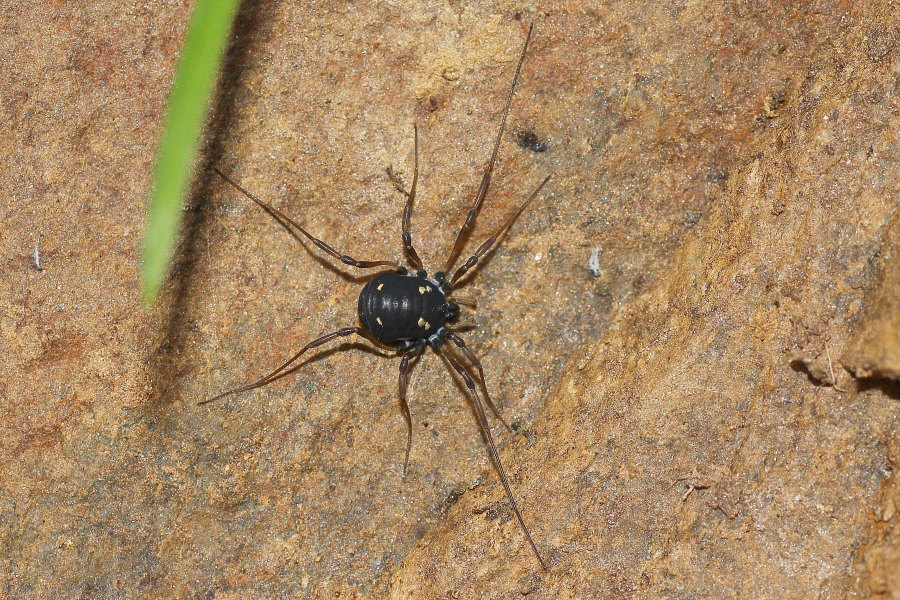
(2, 2), (897, 599)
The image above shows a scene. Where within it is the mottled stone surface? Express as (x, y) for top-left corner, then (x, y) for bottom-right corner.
(1, 1), (897, 599)
(843, 210), (900, 383)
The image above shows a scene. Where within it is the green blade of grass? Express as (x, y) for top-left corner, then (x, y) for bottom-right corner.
(141, 0), (241, 305)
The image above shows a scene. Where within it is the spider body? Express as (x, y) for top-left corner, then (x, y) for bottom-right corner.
(358, 269), (457, 346)
(204, 24), (552, 569)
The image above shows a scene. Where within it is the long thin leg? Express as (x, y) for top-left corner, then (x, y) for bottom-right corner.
(442, 24), (534, 275)
(199, 327), (370, 405)
(398, 342), (426, 475)
(450, 174), (551, 286)
(214, 168), (400, 270)
(444, 330), (512, 432)
(436, 345), (548, 569)
(401, 124), (425, 272)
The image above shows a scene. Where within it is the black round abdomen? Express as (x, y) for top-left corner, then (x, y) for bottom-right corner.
(358, 272), (449, 344)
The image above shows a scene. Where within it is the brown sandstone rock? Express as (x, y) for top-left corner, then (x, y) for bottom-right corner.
(1, 2), (896, 598)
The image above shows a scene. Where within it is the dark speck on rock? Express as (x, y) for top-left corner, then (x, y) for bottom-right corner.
(684, 210), (701, 227)
(708, 169), (729, 183)
(516, 129), (548, 153)
(445, 490), (462, 506)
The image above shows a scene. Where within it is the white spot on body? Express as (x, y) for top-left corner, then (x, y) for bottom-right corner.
(377, 283), (384, 291)
(376, 317), (383, 326)
(418, 317), (430, 331)
(418, 286), (426, 294)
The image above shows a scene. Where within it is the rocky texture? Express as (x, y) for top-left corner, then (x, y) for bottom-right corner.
(1, 1), (897, 599)
(843, 210), (900, 383)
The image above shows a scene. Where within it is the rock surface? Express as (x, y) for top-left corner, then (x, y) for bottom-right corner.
(843, 210), (900, 383)
(1, 1), (896, 599)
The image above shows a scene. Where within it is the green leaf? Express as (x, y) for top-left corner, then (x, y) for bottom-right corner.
(141, 0), (241, 305)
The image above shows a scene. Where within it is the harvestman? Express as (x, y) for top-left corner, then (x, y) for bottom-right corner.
(203, 24), (552, 568)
